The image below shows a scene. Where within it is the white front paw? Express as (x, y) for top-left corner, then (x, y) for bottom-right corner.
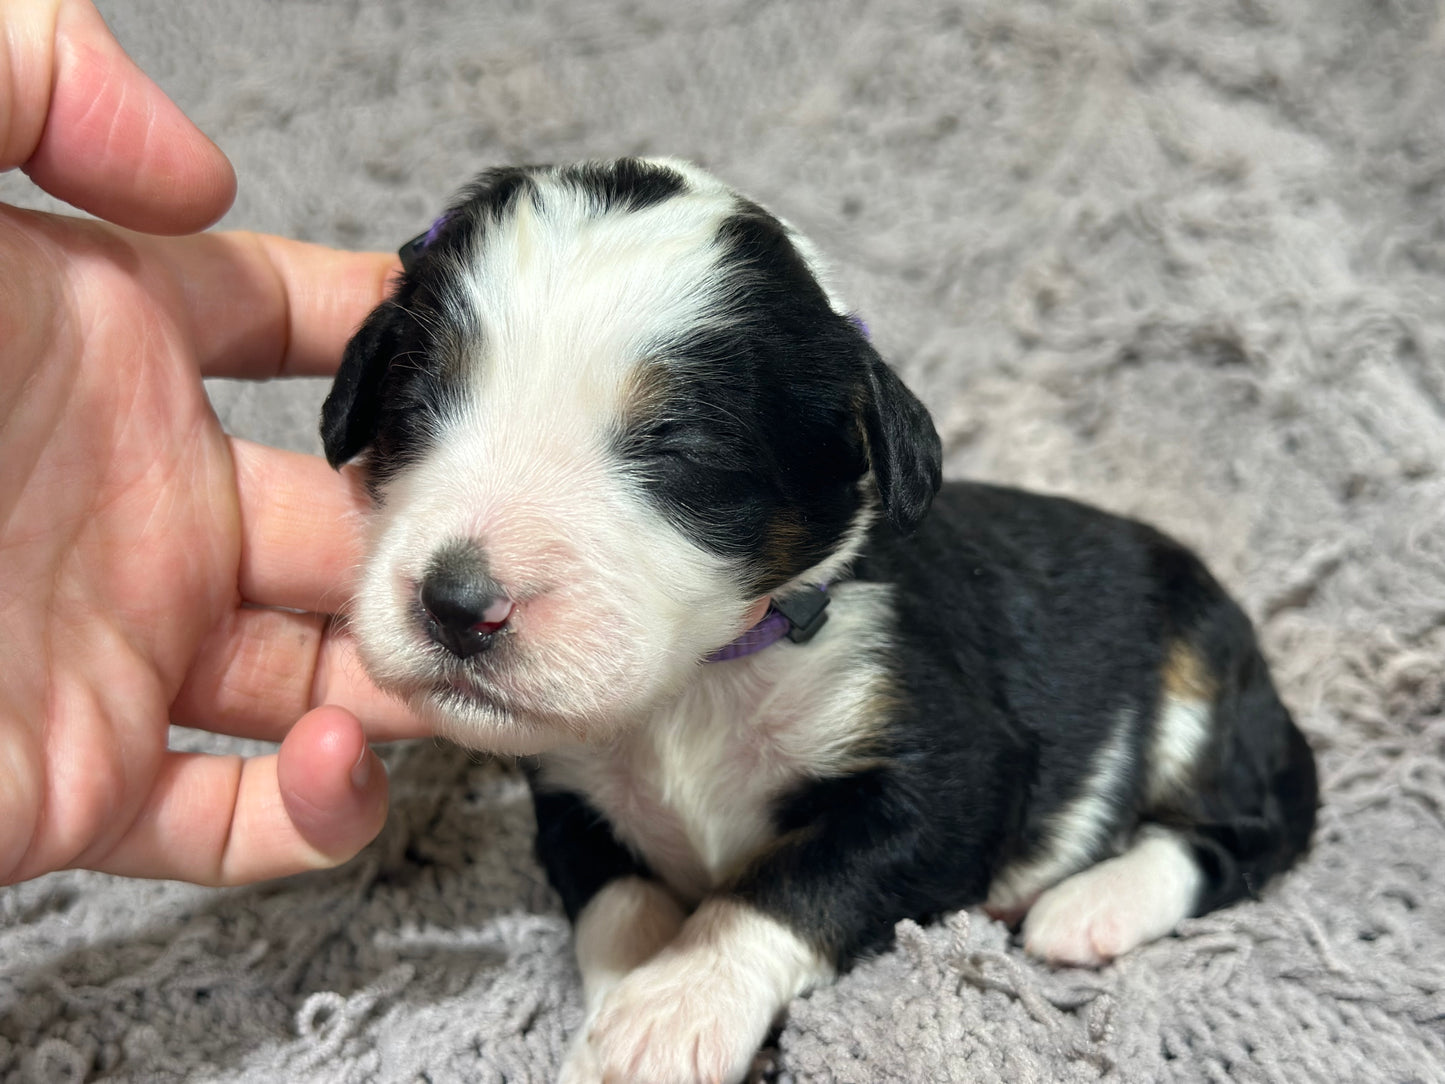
(557, 1028), (605, 1084)
(559, 898), (829, 1084)
(570, 954), (770, 1084)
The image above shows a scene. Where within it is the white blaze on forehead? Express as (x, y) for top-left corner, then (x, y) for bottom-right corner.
(455, 177), (741, 420)
(650, 156), (851, 315)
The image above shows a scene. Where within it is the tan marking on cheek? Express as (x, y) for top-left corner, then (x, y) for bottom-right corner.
(850, 383), (879, 482)
(761, 509), (813, 586)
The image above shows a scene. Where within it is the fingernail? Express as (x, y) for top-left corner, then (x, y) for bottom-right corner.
(350, 746), (373, 790)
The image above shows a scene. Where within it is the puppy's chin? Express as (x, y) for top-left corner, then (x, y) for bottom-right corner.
(395, 663), (674, 756)
(415, 687), (581, 756)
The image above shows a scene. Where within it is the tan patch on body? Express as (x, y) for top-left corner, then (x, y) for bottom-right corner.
(1161, 639), (1217, 701)
(719, 824), (821, 891)
(841, 681), (898, 770)
(1147, 640), (1219, 808)
(762, 509), (813, 586)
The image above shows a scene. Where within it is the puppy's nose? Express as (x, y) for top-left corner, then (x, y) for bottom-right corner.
(419, 562), (514, 660)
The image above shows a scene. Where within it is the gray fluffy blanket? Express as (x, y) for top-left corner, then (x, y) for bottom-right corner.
(3, 0), (1444, 1080)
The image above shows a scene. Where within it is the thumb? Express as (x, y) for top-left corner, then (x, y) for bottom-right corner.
(276, 706), (391, 867)
(87, 707), (389, 885)
(6, 0), (235, 233)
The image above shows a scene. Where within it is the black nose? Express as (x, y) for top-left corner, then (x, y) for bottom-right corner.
(419, 558), (513, 660)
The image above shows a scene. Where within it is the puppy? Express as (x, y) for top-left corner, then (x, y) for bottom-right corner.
(321, 158), (1317, 1084)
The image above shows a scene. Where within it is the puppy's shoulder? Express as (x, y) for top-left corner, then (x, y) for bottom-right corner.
(856, 480), (1219, 606)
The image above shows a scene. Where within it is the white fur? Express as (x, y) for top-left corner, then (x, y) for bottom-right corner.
(346, 160), (1218, 1081)
(645, 157), (851, 315)
(560, 897), (833, 1084)
(345, 163), (888, 1083)
(538, 582), (895, 903)
(539, 572), (892, 1084)
(1022, 826), (1203, 966)
(563, 878), (688, 1083)
(573, 877), (687, 1009)
(1147, 696), (1212, 805)
(985, 711), (1136, 916)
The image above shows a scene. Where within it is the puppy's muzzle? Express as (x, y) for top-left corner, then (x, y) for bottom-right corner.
(418, 543), (513, 659)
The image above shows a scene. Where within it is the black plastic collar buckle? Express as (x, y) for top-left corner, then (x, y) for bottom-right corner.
(775, 587), (830, 644)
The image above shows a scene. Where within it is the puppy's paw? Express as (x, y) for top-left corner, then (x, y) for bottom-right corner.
(578, 951), (770, 1084)
(563, 898), (829, 1084)
(557, 1030), (605, 1084)
(1022, 828), (1202, 967)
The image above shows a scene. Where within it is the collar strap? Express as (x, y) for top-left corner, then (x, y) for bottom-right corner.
(706, 586), (830, 663)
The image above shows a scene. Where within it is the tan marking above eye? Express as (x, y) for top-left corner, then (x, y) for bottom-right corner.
(618, 358), (674, 430)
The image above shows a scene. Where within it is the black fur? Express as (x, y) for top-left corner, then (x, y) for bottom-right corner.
(756, 483), (1315, 963)
(528, 778), (656, 924)
(321, 259), (460, 477)
(320, 298), (404, 469)
(564, 157), (687, 213)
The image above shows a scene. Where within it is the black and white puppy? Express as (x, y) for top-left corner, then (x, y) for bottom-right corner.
(321, 158), (1318, 1084)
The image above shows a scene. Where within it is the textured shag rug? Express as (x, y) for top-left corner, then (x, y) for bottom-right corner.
(3, 0), (1444, 1080)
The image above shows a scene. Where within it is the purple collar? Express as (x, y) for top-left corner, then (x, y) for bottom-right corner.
(705, 586), (831, 663)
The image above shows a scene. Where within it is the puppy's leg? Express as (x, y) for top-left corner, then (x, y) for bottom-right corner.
(1021, 825), (1201, 966)
(1024, 640), (1318, 968)
(574, 876), (688, 1006)
(576, 895), (832, 1084)
(1172, 649), (1318, 917)
(530, 784), (693, 1083)
(576, 767), (995, 1084)
(560, 877), (687, 1084)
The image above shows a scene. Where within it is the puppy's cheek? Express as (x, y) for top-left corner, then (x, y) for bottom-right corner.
(517, 580), (707, 695)
(348, 571), (422, 686)
(518, 591), (618, 655)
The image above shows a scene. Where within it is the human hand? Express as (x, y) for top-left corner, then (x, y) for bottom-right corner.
(0, 0), (424, 886)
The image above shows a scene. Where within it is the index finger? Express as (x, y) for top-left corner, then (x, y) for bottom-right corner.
(231, 437), (367, 613)
(142, 230), (399, 378)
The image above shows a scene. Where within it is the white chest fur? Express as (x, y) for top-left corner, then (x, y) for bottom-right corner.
(536, 583), (895, 902)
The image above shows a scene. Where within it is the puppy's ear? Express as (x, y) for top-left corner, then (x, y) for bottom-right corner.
(321, 301), (406, 468)
(858, 348), (942, 534)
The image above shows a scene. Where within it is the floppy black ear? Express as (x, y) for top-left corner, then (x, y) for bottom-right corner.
(321, 301), (407, 468)
(859, 348), (943, 534)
